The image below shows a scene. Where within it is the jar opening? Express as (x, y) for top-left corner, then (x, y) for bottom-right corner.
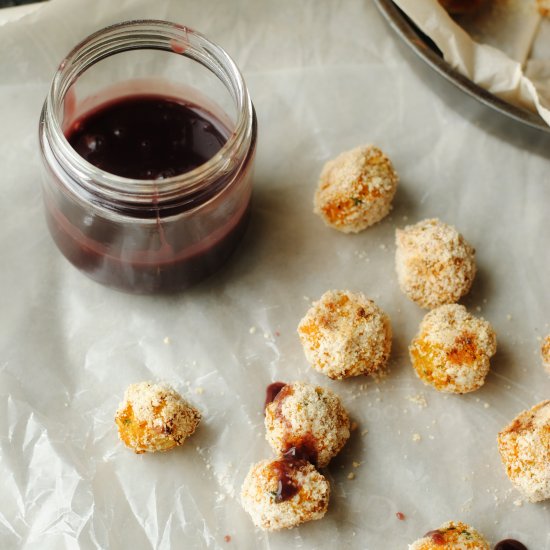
(41, 20), (255, 205)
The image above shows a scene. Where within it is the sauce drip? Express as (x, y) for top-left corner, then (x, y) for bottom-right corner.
(269, 458), (306, 503)
(282, 433), (319, 465)
(494, 540), (528, 550)
(264, 382), (287, 411)
(424, 530), (445, 545)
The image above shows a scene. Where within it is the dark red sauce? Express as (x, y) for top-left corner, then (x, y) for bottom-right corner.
(264, 382), (286, 411)
(396, 512), (405, 521)
(44, 94), (256, 293)
(424, 530), (445, 545)
(66, 96), (227, 180)
(494, 540), (528, 550)
(269, 458), (306, 503)
(281, 433), (319, 465)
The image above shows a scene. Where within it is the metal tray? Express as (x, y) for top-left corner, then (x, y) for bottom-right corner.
(373, 0), (550, 133)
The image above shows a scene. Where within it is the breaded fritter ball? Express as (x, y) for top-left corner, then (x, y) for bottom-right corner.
(409, 521), (489, 549)
(395, 218), (476, 309)
(241, 458), (330, 531)
(265, 381), (350, 468)
(438, 0), (485, 14)
(298, 290), (392, 380)
(497, 400), (550, 502)
(115, 381), (201, 454)
(409, 304), (496, 394)
(314, 145), (398, 233)
(542, 335), (550, 374)
(538, 0), (550, 17)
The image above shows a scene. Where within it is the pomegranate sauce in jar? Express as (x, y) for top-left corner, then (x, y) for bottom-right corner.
(39, 21), (257, 293)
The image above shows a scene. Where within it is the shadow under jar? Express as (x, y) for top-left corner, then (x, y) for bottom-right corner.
(39, 20), (257, 294)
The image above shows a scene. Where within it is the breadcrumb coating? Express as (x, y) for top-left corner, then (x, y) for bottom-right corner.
(542, 335), (550, 374)
(265, 381), (350, 468)
(115, 381), (201, 454)
(241, 458), (330, 531)
(395, 218), (476, 309)
(409, 304), (496, 394)
(537, 0), (550, 17)
(409, 521), (489, 549)
(497, 400), (550, 502)
(298, 290), (392, 380)
(314, 145), (398, 233)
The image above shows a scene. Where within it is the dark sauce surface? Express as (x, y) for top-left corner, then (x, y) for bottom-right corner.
(269, 458), (306, 503)
(281, 433), (319, 465)
(66, 95), (228, 179)
(494, 540), (528, 550)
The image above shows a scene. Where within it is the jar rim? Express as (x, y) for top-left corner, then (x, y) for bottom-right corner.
(42, 19), (254, 203)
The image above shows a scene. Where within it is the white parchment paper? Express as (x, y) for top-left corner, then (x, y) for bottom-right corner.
(0, 0), (549, 549)
(394, 0), (550, 126)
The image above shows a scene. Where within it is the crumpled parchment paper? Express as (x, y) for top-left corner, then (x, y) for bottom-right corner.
(0, 0), (549, 549)
(394, 0), (550, 126)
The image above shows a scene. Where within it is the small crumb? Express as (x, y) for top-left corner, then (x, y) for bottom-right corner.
(303, 296), (310, 301)
(412, 433), (421, 442)
(402, 215), (408, 221)
(476, 306), (482, 312)
(428, 435), (435, 440)
(484, 403), (490, 409)
(347, 472), (355, 480)
(263, 332), (270, 339)
(163, 336), (171, 344)
(379, 243), (387, 251)
(249, 326), (256, 334)
(194, 387), (204, 395)
(513, 499), (523, 507)
(64, 402), (69, 407)
(406, 394), (427, 408)
(361, 429), (369, 436)
(352, 461), (361, 468)
(350, 421), (358, 431)
(275, 331), (281, 337)
(224, 535), (231, 543)
(396, 512), (405, 521)
(506, 314), (513, 321)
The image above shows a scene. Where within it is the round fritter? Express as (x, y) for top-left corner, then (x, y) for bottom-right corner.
(497, 400), (550, 502)
(298, 289), (392, 380)
(314, 145), (398, 233)
(409, 521), (489, 549)
(265, 381), (350, 468)
(409, 304), (496, 394)
(115, 381), (201, 453)
(395, 218), (476, 309)
(241, 458), (330, 531)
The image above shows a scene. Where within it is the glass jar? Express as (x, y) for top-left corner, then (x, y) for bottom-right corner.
(39, 20), (257, 294)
